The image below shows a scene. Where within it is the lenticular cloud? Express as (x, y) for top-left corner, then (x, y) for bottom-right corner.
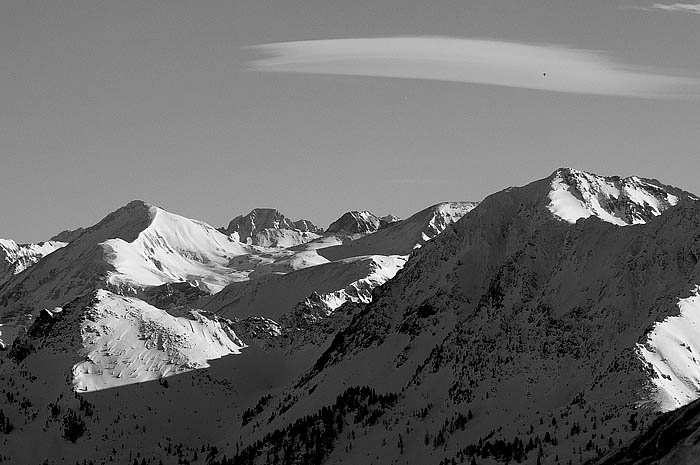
(248, 36), (700, 99)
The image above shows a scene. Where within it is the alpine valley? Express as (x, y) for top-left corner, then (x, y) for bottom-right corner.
(2, 168), (700, 465)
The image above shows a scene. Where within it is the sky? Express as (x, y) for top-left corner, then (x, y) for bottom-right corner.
(1, 0), (700, 242)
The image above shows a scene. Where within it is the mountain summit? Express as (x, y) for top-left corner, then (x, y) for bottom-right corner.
(326, 210), (384, 235)
(221, 208), (322, 247)
(547, 167), (691, 225)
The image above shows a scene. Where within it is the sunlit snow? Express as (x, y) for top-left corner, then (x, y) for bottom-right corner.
(73, 290), (245, 392)
(638, 286), (700, 411)
(548, 168), (679, 225)
(102, 207), (252, 293)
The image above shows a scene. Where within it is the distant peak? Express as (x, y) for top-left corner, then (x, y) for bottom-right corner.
(380, 214), (401, 224)
(293, 219), (323, 233)
(242, 207), (284, 218)
(326, 211), (382, 235)
(221, 208), (321, 243)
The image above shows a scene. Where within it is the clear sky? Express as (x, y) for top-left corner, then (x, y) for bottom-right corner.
(2, 0), (700, 242)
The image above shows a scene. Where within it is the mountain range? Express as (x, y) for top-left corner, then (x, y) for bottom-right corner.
(1, 168), (699, 464)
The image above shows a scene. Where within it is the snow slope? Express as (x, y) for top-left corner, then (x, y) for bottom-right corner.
(0, 200), (158, 316)
(548, 167), (686, 225)
(103, 206), (254, 293)
(315, 255), (407, 310)
(203, 254), (407, 320)
(73, 290), (244, 391)
(0, 201), (259, 350)
(638, 286), (700, 411)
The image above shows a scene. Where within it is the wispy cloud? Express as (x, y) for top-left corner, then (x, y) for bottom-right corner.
(648, 2), (700, 13)
(248, 36), (700, 99)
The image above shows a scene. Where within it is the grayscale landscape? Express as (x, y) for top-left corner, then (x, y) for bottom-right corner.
(2, 1), (700, 464)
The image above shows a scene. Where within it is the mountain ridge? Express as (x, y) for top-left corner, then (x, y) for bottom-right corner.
(1, 167), (699, 465)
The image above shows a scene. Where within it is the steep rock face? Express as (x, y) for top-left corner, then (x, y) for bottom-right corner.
(223, 208), (297, 237)
(139, 281), (209, 310)
(326, 211), (383, 235)
(254, 170), (700, 465)
(246, 228), (322, 248)
(221, 208), (321, 247)
(279, 292), (334, 330)
(293, 219), (322, 233)
(234, 294), (360, 354)
(0, 239), (67, 287)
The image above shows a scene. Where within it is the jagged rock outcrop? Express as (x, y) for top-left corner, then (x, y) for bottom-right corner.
(221, 208), (322, 247)
(326, 211), (383, 235)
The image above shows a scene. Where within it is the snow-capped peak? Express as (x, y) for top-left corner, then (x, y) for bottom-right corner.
(102, 205), (252, 293)
(326, 211), (383, 235)
(547, 167), (686, 225)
